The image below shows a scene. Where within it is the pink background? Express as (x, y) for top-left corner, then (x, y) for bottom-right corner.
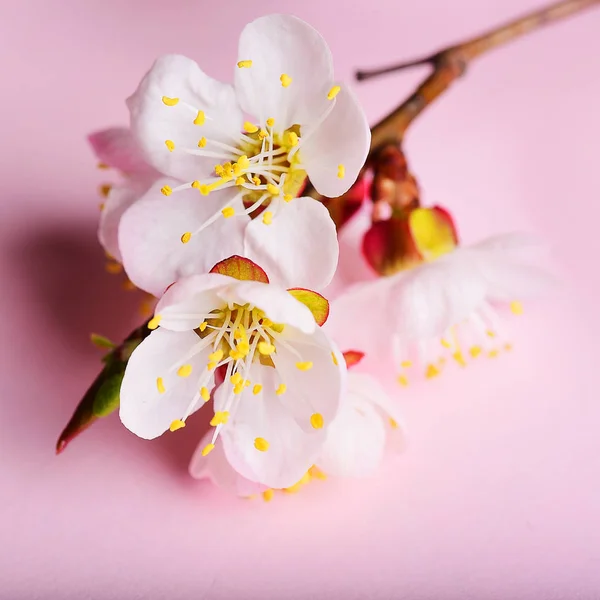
(2, 0), (600, 598)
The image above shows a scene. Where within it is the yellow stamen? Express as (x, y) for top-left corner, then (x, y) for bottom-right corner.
(296, 361), (313, 371)
(453, 351), (466, 367)
(162, 96), (179, 106)
(337, 164), (345, 179)
(237, 60), (252, 68)
(105, 262), (122, 274)
(244, 121), (258, 133)
(230, 372), (242, 385)
(266, 183), (280, 196)
(177, 364), (192, 378)
(193, 110), (205, 126)
(310, 413), (324, 429)
(156, 377), (166, 394)
(237, 155), (250, 170)
(99, 184), (112, 197)
(266, 117), (275, 127)
(180, 232), (192, 244)
(199, 321), (208, 332)
(389, 417), (399, 429)
(191, 180), (201, 189)
(327, 85), (341, 100)
(222, 206), (235, 218)
(262, 489), (274, 502)
(262, 211), (273, 225)
(253, 384), (262, 395)
(469, 346), (482, 358)
(207, 362), (218, 371)
(397, 374), (409, 387)
(199, 184), (210, 196)
(148, 315), (162, 330)
(201, 443), (215, 456)
(400, 360), (412, 368)
(283, 194), (293, 203)
(425, 364), (440, 379)
(97, 162), (109, 169)
(440, 338), (452, 349)
(210, 411), (230, 426)
(235, 176), (245, 185)
(258, 341), (275, 355)
(280, 73), (292, 87)
(98, 202), (105, 211)
(209, 349), (224, 362)
(285, 131), (299, 146)
(486, 330), (496, 339)
(504, 343), (513, 352)
(169, 419), (185, 432)
(510, 301), (524, 315)
(233, 382), (244, 395)
(331, 351), (338, 366)
(165, 140), (175, 152)
(308, 466), (327, 480)
(160, 185), (172, 196)
(276, 383), (287, 396)
(258, 129), (268, 140)
(254, 437), (269, 452)
(488, 349), (499, 358)
(200, 387), (210, 402)
(198, 137), (207, 148)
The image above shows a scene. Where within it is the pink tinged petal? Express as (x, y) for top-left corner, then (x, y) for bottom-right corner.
(118, 179), (248, 297)
(189, 431), (267, 497)
(127, 54), (243, 182)
(88, 127), (158, 176)
(235, 14), (333, 129)
(119, 329), (214, 439)
(244, 197), (339, 291)
(302, 85), (371, 198)
(217, 364), (326, 489)
(98, 176), (154, 262)
(272, 325), (344, 433)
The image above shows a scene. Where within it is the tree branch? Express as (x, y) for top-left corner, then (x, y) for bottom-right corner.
(360, 0), (600, 152)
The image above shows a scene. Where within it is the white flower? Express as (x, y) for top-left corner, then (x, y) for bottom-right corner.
(189, 371), (404, 499)
(119, 14), (370, 296)
(88, 127), (159, 262)
(119, 256), (345, 488)
(328, 232), (553, 384)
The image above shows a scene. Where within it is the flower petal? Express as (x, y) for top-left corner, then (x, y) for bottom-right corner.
(189, 431), (267, 497)
(272, 324), (344, 432)
(217, 363), (326, 489)
(244, 197), (339, 291)
(302, 84), (370, 198)
(88, 127), (157, 176)
(235, 14), (333, 129)
(118, 179), (248, 297)
(128, 55), (243, 182)
(119, 328), (214, 439)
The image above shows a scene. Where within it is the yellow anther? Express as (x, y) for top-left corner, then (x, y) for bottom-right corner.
(201, 443), (215, 456)
(488, 349), (499, 358)
(199, 321), (208, 332)
(400, 360), (412, 368)
(98, 202), (105, 211)
(105, 262), (122, 274)
(469, 346), (482, 358)
(510, 301), (524, 315)
(258, 129), (268, 140)
(276, 383), (287, 396)
(210, 411), (230, 426)
(252, 176), (261, 186)
(193, 110), (205, 126)
(230, 372), (243, 385)
(209, 349), (224, 362)
(99, 184), (112, 197)
(389, 417), (399, 429)
(237, 60), (252, 68)
(191, 181), (201, 189)
(165, 139), (175, 152)
(169, 419), (186, 432)
(244, 121), (259, 133)
(265, 184), (279, 197)
(283, 194), (293, 203)
(452, 351), (466, 367)
(266, 117), (275, 127)
(97, 162), (109, 169)
(397, 374), (409, 386)
(214, 164), (224, 177)
(236, 340), (250, 355)
(262, 211), (273, 225)
(233, 382), (245, 395)
(253, 384), (263, 395)
(162, 96), (179, 106)
(200, 386), (211, 402)
(283, 482), (302, 494)
(310, 413), (324, 429)
(440, 338), (452, 349)
(148, 314), (162, 330)
(234, 176), (244, 186)
(337, 164), (345, 179)
(280, 73), (292, 87)
(258, 341), (275, 355)
(160, 185), (172, 196)
(177, 364), (192, 378)
(198, 137), (207, 148)
(207, 362), (217, 370)
(180, 232), (192, 244)
(425, 364), (440, 379)
(327, 85), (341, 100)
(229, 349), (242, 360)
(237, 155), (250, 170)
(244, 379), (251, 387)
(331, 351), (338, 366)
(199, 184), (210, 196)
(254, 437), (270, 452)
(504, 343), (513, 352)
(308, 466), (327, 480)
(296, 361), (313, 371)
(222, 206), (235, 218)
(285, 131), (299, 146)
(486, 330), (496, 339)
(156, 377), (166, 394)
(262, 489), (274, 502)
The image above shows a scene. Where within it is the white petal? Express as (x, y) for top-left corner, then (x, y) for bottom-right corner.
(118, 179), (248, 297)
(302, 85), (370, 198)
(272, 324), (344, 433)
(128, 55), (243, 182)
(189, 431), (266, 497)
(98, 176), (154, 262)
(244, 196), (339, 291)
(119, 329), (214, 439)
(218, 280), (316, 334)
(217, 363), (325, 489)
(235, 14), (333, 129)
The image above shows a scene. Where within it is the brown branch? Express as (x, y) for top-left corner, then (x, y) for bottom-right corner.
(362, 0), (600, 152)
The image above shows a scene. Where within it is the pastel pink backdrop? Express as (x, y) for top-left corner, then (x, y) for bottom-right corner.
(1, 0), (599, 598)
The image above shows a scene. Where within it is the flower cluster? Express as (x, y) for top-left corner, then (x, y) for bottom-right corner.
(79, 13), (551, 500)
